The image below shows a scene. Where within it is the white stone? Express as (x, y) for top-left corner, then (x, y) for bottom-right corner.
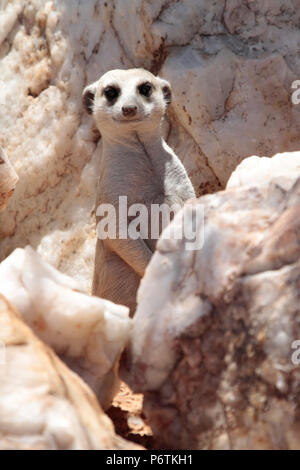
(124, 178), (300, 449)
(0, 246), (132, 408)
(0, 147), (18, 210)
(227, 151), (300, 190)
(0, 294), (140, 450)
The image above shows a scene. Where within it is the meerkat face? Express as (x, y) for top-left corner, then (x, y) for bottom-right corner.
(82, 68), (171, 134)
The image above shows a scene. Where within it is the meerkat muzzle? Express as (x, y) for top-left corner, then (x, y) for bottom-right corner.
(122, 105), (138, 117)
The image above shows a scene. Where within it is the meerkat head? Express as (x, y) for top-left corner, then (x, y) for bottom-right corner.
(82, 68), (171, 136)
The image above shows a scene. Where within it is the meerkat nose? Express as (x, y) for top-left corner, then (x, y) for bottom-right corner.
(122, 105), (137, 117)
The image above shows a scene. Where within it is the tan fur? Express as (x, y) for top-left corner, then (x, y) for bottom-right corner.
(83, 69), (195, 314)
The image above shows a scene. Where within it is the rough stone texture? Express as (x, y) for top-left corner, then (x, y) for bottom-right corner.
(1, 0), (300, 289)
(227, 151), (300, 190)
(0, 294), (140, 450)
(124, 177), (300, 449)
(0, 246), (132, 409)
(0, 147), (18, 210)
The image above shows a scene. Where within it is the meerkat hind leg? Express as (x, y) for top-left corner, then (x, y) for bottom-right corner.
(93, 243), (141, 316)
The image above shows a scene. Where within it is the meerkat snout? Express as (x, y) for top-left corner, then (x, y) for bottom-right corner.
(82, 68), (172, 133)
(122, 105), (137, 117)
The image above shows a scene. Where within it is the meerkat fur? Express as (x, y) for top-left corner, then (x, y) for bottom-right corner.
(83, 68), (195, 314)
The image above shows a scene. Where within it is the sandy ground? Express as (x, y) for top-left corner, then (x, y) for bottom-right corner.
(107, 382), (154, 448)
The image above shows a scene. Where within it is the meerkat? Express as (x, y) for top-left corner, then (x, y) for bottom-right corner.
(82, 68), (195, 314)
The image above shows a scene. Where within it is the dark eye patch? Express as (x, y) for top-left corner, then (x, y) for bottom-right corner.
(103, 86), (120, 102)
(138, 82), (153, 97)
(83, 90), (95, 114)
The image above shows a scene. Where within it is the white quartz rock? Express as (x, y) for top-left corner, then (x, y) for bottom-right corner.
(0, 294), (140, 450)
(0, 147), (18, 210)
(0, 246), (131, 409)
(227, 151), (300, 190)
(124, 178), (300, 449)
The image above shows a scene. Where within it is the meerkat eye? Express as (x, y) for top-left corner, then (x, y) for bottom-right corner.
(104, 86), (120, 102)
(138, 82), (152, 97)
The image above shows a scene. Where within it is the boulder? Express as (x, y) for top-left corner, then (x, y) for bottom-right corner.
(123, 177), (300, 449)
(0, 147), (18, 210)
(0, 294), (140, 450)
(0, 246), (132, 409)
(227, 151), (300, 190)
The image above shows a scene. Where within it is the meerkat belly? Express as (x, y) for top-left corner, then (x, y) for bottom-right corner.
(97, 152), (194, 254)
(127, 181), (190, 252)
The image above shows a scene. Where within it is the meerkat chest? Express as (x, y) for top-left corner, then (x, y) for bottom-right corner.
(98, 144), (194, 208)
(99, 148), (161, 202)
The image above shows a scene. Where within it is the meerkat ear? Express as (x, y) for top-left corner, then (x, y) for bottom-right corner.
(158, 78), (172, 106)
(82, 82), (98, 115)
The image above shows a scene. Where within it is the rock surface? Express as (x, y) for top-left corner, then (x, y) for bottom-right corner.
(227, 151), (300, 190)
(0, 246), (132, 409)
(0, 294), (140, 450)
(1, 0), (300, 290)
(0, 147), (18, 210)
(124, 177), (300, 449)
